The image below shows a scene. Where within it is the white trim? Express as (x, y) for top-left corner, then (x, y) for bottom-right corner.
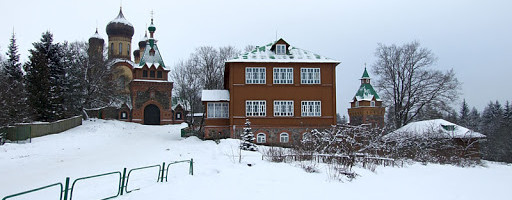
(207, 102), (229, 118)
(280, 132), (289, 143)
(276, 44), (286, 55)
(300, 68), (321, 84)
(246, 100), (266, 117)
(245, 67), (266, 84)
(257, 133), (266, 144)
(273, 100), (294, 117)
(273, 68), (293, 84)
(301, 101), (321, 117)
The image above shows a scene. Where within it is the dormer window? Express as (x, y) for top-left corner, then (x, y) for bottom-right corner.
(371, 101), (375, 107)
(276, 44), (286, 55)
(355, 101), (359, 108)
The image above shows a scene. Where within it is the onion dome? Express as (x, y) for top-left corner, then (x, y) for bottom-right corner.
(106, 8), (134, 37)
(89, 28), (104, 43)
(133, 49), (140, 58)
(138, 31), (148, 49)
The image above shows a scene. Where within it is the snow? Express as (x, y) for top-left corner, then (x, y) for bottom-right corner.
(227, 43), (340, 63)
(90, 32), (103, 40)
(1, 119), (510, 200)
(386, 119), (486, 139)
(201, 90), (230, 101)
(108, 10), (133, 27)
(132, 79), (170, 83)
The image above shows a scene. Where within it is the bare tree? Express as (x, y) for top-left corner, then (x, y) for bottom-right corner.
(170, 59), (203, 124)
(373, 41), (460, 129)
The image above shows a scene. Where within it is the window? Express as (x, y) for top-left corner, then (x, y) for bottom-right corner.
(280, 132), (289, 143)
(207, 102), (229, 118)
(119, 43), (122, 55)
(120, 111), (127, 119)
(150, 71), (155, 78)
(157, 71), (162, 78)
(176, 112), (182, 120)
(274, 100), (294, 117)
(273, 68), (293, 84)
(276, 44), (286, 55)
(355, 101), (359, 108)
(371, 101), (375, 107)
(246, 100), (266, 117)
(301, 101), (321, 117)
(110, 43), (114, 54)
(127, 46), (130, 56)
(245, 67), (266, 84)
(257, 133), (266, 143)
(143, 70), (148, 77)
(301, 68), (320, 84)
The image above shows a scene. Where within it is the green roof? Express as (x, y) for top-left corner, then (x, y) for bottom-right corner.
(354, 83), (381, 101)
(362, 67), (370, 79)
(139, 41), (165, 68)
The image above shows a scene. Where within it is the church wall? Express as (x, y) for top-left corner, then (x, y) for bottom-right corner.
(108, 36), (132, 60)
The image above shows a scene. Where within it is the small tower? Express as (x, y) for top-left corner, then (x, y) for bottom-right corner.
(348, 67), (385, 128)
(106, 7), (134, 60)
(133, 31), (148, 64)
(88, 28), (104, 63)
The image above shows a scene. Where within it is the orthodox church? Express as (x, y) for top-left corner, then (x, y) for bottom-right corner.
(87, 8), (185, 125)
(347, 67), (385, 128)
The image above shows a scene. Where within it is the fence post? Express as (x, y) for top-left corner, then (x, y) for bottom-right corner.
(120, 168), (127, 196)
(63, 177), (70, 200)
(189, 159), (194, 176)
(160, 162), (165, 182)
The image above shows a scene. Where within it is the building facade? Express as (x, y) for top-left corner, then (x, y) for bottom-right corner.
(87, 8), (184, 125)
(347, 68), (385, 128)
(202, 39), (339, 145)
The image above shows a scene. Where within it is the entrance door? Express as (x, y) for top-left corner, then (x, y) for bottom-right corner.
(144, 104), (160, 125)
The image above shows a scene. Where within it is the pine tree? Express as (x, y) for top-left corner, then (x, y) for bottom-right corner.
(459, 99), (470, 127)
(481, 101), (505, 161)
(467, 107), (481, 132)
(240, 119), (257, 151)
(25, 31), (65, 122)
(60, 41), (87, 118)
(0, 32), (30, 126)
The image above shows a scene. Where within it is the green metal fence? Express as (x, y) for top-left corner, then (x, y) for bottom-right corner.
(1, 159), (194, 200)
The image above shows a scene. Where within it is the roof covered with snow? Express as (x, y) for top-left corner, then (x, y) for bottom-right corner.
(226, 38), (340, 64)
(201, 90), (230, 102)
(353, 83), (381, 102)
(90, 29), (103, 40)
(386, 119), (486, 139)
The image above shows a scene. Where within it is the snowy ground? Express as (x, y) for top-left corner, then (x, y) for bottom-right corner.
(1, 119), (511, 200)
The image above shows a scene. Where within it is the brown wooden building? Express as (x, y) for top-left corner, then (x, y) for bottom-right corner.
(202, 39), (340, 145)
(348, 68), (385, 128)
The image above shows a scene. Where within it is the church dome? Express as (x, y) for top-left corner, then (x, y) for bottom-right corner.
(106, 8), (134, 38)
(89, 28), (104, 42)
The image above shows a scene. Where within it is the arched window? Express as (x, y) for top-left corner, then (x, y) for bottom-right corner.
(119, 43), (123, 55)
(280, 132), (289, 143)
(371, 101), (375, 107)
(257, 133), (266, 144)
(110, 43), (114, 54)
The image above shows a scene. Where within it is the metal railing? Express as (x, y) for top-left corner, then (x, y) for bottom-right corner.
(2, 159), (194, 200)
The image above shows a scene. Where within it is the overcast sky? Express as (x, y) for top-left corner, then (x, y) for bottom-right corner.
(1, 0), (511, 117)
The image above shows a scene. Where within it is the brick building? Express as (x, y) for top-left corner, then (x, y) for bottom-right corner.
(347, 68), (385, 127)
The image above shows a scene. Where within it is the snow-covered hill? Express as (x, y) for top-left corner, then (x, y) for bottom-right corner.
(1, 119), (510, 200)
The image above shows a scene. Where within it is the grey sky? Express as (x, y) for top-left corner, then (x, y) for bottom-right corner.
(1, 0), (511, 117)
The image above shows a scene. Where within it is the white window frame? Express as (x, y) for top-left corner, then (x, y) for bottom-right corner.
(207, 102), (229, 118)
(301, 68), (320, 84)
(273, 68), (293, 84)
(280, 132), (289, 143)
(245, 67), (266, 84)
(276, 44), (286, 55)
(301, 101), (321, 117)
(257, 133), (266, 143)
(121, 112), (127, 119)
(246, 100), (266, 117)
(274, 100), (294, 117)
(371, 101), (375, 107)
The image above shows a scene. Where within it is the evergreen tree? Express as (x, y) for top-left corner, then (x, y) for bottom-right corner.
(25, 31), (65, 122)
(481, 101), (505, 161)
(467, 107), (481, 132)
(459, 99), (470, 127)
(240, 119), (257, 151)
(61, 41), (87, 118)
(0, 32), (30, 126)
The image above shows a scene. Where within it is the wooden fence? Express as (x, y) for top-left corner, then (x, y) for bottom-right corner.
(0, 116), (82, 142)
